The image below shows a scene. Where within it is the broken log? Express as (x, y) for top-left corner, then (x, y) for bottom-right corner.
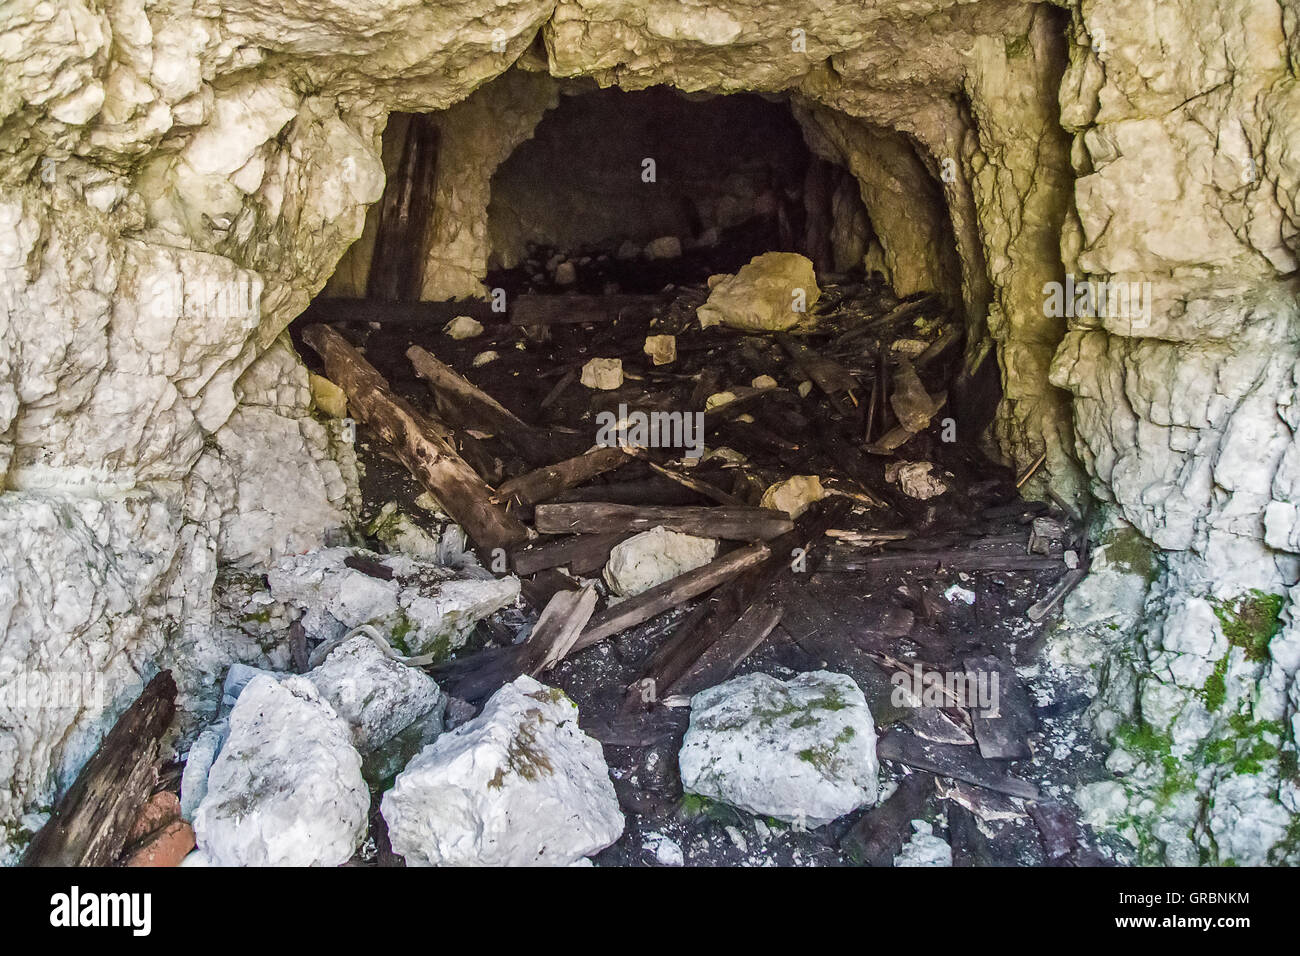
(817, 548), (1063, 574)
(302, 324), (528, 554)
(509, 293), (672, 326)
(367, 113), (439, 302)
(666, 600), (783, 698)
(524, 583), (599, 675)
(534, 503), (793, 541)
(23, 671), (178, 867)
(510, 531), (632, 576)
(840, 772), (931, 866)
(407, 345), (570, 465)
(875, 729), (1040, 800)
(302, 298), (498, 326)
(965, 653), (1036, 761)
(574, 541), (771, 651)
(494, 446), (631, 509)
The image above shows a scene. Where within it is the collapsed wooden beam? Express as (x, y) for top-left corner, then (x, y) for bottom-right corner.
(23, 671), (177, 867)
(302, 298), (498, 325)
(494, 446), (631, 509)
(406, 345), (577, 465)
(510, 531), (632, 576)
(302, 324), (528, 554)
(574, 541), (772, 651)
(508, 293), (672, 326)
(534, 503), (793, 541)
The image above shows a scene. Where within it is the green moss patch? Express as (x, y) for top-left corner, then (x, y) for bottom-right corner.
(1210, 590), (1285, 663)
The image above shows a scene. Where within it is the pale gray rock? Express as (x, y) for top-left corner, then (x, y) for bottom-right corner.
(603, 527), (718, 599)
(193, 675), (369, 867)
(679, 671), (879, 827)
(381, 675), (623, 866)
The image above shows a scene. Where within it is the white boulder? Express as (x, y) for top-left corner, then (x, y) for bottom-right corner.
(603, 526), (718, 599)
(305, 635), (445, 752)
(679, 670), (878, 828)
(580, 357), (624, 390)
(381, 675), (624, 866)
(193, 675), (369, 866)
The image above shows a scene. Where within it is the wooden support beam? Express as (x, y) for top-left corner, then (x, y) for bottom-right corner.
(302, 324), (528, 554)
(23, 671), (177, 867)
(510, 531), (632, 576)
(534, 503), (793, 541)
(508, 294), (672, 326)
(575, 542), (771, 651)
(494, 446), (631, 509)
(301, 298), (498, 325)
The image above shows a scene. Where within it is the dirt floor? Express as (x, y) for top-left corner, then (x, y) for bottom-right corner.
(293, 248), (1125, 867)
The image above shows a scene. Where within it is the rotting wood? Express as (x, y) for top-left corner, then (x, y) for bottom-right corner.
(964, 653), (1036, 761)
(509, 293), (673, 326)
(875, 729), (1040, 800)
(301, 297), (498, 326)
(23, 671), (178, 867)
(839, 771), (931, 866)
(574, 541), (772, 651)
(817, 548), (1062, 574)
(302, 324), (528, 554)
(534, 502), (793, 541)
(666, 600), (783, 698)
(407, 345), (570, 465)
(366, 114), (439, 302)
(524, 583), (599, 675)
(510, 531), (632, 576)
(494, 446), (631, 509)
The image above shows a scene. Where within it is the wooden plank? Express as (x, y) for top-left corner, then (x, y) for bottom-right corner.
(301, 298), (498, 325)
(495, 446), (631, 509)
(839, 772), (931, 866)
(666, 600), (783, 698)
(965, 653), (1035, 761)
(367, 114), (438, 302)
(524, 584), (599, 675)
(509, 293), (672, 326)
(511, 532), (631, 576)
(875, 729), (1040, 800)
(23, 671), (177, 867)
(302, 324), (528, 553)
(407, 345), (561, 464)
(575, 542), (771, 651)
(534, 503), (793, 541)
(817, 548), (1062, 574)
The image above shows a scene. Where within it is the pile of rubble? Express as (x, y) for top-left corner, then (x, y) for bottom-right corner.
(24, 253), (1105, 868)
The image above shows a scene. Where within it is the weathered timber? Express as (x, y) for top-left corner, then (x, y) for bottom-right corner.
(875, 729), (1040, 800)
(524, 584), (599, 675)
(301, 298), (497, 325)
(965, 653), (1036, 760)
(817, 548), (1062, 574)
(23, 671), (177, 867)
(534, 503), (793, 541)
(495, 446), (631, 509)
(509, 293), (672, 326)
(574, 541), (772, 651)
(302, 324), (528, 553)
(406, 345), (565, 465)
(666, 600), (783, 698)
(511, 532), (632, 576)
(367, 114), (438, 302)
(839, 771), (931, 866)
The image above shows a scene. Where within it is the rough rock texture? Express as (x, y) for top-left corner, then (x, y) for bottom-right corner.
(191, 675), (369, 867)
(603, 526), (718, 598)
(4, 0), (1300, 864)
(679, 671), (879, 828)
(380, 675), (623, 866)
(697, 253), (820, 332)
(305, 635), (445, 752)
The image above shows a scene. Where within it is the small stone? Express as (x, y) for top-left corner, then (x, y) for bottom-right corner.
(696, 252), (820, 332)
(580, 357), (623, 390)
(751, 375), (778, 389)
(760, 475), (828, 519)
(643, 236), (683, 260)
(308, 372), (347, 418)
(472, 350), (499, 367)
(554, 261), (577, 285)
(443, 315), (484, 339)
(704, 391), (737, 410)
(886, 460), (947, 500)
(892, 820), (952, 867)
(644, 334), (677, 365)
(127, 791), (182, 844)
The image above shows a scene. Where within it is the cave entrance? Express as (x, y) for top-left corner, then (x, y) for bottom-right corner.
(286, 79), (1086, 864)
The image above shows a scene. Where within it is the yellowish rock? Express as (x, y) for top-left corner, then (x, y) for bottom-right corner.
(696, 253), (821, 332)
(760, 475), (829, 519)
(644, 334), (677, 365)
(751, 375), (778, 390)
(444, 315), (484, 339)
(580, 357), (624, 390)
(308, 373), (348, 419)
